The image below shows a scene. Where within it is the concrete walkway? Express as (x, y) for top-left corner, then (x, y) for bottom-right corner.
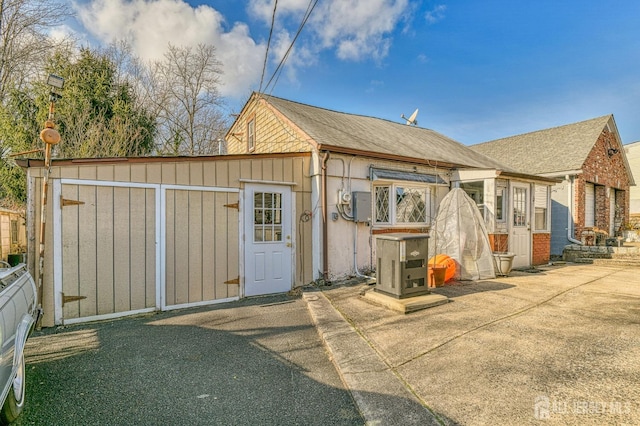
(304, 263), (640, 425)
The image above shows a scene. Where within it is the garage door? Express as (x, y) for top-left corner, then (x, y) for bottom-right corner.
(55, 181), (158, 325)
(162, 186), (240, 310)
(54, 181), (241, 324)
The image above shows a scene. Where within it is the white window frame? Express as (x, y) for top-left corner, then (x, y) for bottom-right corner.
(496, 181), (507, 223)
(585, 182), (595, 228)
(373, 182), (434, 226)
(247, 118), (256, 152)
(534, 184), (550, 232)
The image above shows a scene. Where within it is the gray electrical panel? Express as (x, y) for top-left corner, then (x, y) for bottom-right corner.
(351, 191), (371, 223)
(375, 233), (430, 298)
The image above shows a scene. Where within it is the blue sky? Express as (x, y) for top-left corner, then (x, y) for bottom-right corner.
(65, 0), (640, 145)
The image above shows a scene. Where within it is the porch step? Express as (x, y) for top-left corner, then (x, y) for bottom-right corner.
(563, 244), (640, 264)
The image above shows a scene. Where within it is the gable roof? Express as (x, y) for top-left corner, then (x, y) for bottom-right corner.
(256, 94), (512, 170)
(470, 115), (614, 175)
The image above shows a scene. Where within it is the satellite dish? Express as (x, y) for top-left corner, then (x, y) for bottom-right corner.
(401, 108), (418, 126)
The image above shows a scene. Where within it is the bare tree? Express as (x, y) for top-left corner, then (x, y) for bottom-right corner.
(148, 43), (228, 155)
(0, 0), (71, 99)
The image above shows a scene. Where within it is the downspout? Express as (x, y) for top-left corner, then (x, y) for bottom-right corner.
(354, 223), (375, 280)
(566, 175), (582, 245)
(321, 151), (330, 281)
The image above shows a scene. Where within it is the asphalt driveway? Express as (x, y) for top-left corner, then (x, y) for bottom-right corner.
(16, 295), (363, 425)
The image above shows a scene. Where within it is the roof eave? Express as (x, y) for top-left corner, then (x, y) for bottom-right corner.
(316, 143), (461, 169)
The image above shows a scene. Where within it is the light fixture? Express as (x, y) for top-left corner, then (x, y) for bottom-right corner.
(46, 74), (64, 90)
(607, 147), (619, 157)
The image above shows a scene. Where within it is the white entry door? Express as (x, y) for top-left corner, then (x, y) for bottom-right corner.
(244, 184), (293, 296)
(511, 183), (531, 269)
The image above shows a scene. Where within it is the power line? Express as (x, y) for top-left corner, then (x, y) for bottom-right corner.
(258, 0), (278, 94)
(263, 0), (319, 95)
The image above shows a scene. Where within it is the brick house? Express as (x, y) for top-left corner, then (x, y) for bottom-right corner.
(226, 92), (556, 277)
(471, 115), (635, 257)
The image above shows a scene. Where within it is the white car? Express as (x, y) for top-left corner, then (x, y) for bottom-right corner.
(0, 263), (39, 425)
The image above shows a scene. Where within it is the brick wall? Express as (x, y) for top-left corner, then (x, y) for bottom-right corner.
(533, 233), (550, 265)
(488, 233), (509, 252)
(572, 129), (631, 238)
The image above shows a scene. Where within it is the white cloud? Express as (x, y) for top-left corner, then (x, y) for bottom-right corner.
(313, 0), (408, 61)
(70, 0), (412, 98)
(249, 0), (410, 62)
(247, 0), (311, 24)
(425, 4), (446, 24)
(73, 0), (265, 98)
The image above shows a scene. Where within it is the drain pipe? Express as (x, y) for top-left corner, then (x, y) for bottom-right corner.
(321, 151), (330, 281)
(566, 175), (582, 245)
(354, 223), (375, 280)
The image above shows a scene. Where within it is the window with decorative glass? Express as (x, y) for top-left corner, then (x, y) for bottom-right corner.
(374, 184), (432, 225)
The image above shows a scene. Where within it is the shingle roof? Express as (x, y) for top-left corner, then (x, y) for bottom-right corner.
(261, 94), (511, 170)
(470, 115), (613, 175)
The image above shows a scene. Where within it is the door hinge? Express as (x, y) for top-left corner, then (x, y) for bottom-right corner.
(224, 202), (239, 210)
(61, 292), (87, 306)
(61, 197), (85, 207)
(224, 276), (240, 285)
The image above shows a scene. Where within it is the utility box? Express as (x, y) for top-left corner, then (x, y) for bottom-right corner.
(375, 233), (430, 298)
(351, 191), (371, 223)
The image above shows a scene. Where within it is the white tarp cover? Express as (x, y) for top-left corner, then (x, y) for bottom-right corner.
(428, 188), (496, 280)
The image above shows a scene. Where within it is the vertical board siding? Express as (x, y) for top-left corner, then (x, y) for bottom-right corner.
(164, 188), (239, 308)
(96, 186), (115, 314)
(60, 184), (156, 321)
(77, 185), (97, 318)
(61, 184), (80, 319)
(113, 186), (131, 312)
(188, 191), (203, 303)
(129, 187), (148, 310)
(33, 154), (311, 326)
(201, 192), (216, 301)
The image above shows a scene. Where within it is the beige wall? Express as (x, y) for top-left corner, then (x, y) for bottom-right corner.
(28, 154), (313, 326)
(226, 95), (314, 155)
(0, 210), (26, 263)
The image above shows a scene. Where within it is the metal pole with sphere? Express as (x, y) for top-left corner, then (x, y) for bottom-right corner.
(36, 74), (64, 328)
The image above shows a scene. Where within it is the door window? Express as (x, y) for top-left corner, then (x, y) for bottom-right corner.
(254, 192), (282, 242)
(513, 187), (527, 227)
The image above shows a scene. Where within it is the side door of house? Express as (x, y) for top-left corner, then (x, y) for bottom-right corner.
(510, 182), (531, 268)
(244, 184), (293, 297)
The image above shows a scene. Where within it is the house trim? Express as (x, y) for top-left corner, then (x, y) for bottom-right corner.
(238, 179), (297, 186)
